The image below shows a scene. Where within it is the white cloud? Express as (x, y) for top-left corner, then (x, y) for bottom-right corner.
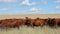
(54, 0), (60, 3)
(0, 0), (19, 2)
(30, 8), (42, 12)
(41, 0), (48, 4)
(21, 0), (36, 6)
(0, 8), (9, 11)
(56, 6), (60, 9)
(29, 8), (42, 14)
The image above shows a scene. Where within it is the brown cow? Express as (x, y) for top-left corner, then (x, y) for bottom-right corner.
(45, 18), (55, 28)
(0, 19), (25, 29)
(0, 19), (15, 28)
(13, 19), (25, 29)
(30, 18), (47, 28)
(52, 18), (60, 28)
(24, 17), (31, 27)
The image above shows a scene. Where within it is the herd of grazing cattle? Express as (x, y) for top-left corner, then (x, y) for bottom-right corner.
(0, 17), (60, 29)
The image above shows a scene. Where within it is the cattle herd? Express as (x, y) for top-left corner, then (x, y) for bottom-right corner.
(0, 17), (60, 29)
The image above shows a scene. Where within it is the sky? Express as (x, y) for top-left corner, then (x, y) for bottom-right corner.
(0, 0), (60, 14)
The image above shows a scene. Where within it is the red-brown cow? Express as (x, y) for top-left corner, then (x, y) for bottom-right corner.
(52, 18), (60, 27)
(13, 19), (25, 29)
(30, 18), (47, 28)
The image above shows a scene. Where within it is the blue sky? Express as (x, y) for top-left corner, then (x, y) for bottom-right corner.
(0, 0), (60, 14)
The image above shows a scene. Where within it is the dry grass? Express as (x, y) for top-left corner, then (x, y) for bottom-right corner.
(0, 25), (60, 34)
(0, 14), (60, 19)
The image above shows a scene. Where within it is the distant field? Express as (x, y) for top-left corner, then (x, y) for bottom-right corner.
(0, 14), (60, 20)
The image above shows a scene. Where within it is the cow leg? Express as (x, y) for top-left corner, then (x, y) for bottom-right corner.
(13, 25), (19, 29)
(55, 23), (58, 28)
(31, 23), (34, 28)
(40, 23), (44, 28)
(5, 27), (8, 31)
(17, 26), (19, 29)
(0, 27), (3, 31)
(6, 28), (7, 31)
